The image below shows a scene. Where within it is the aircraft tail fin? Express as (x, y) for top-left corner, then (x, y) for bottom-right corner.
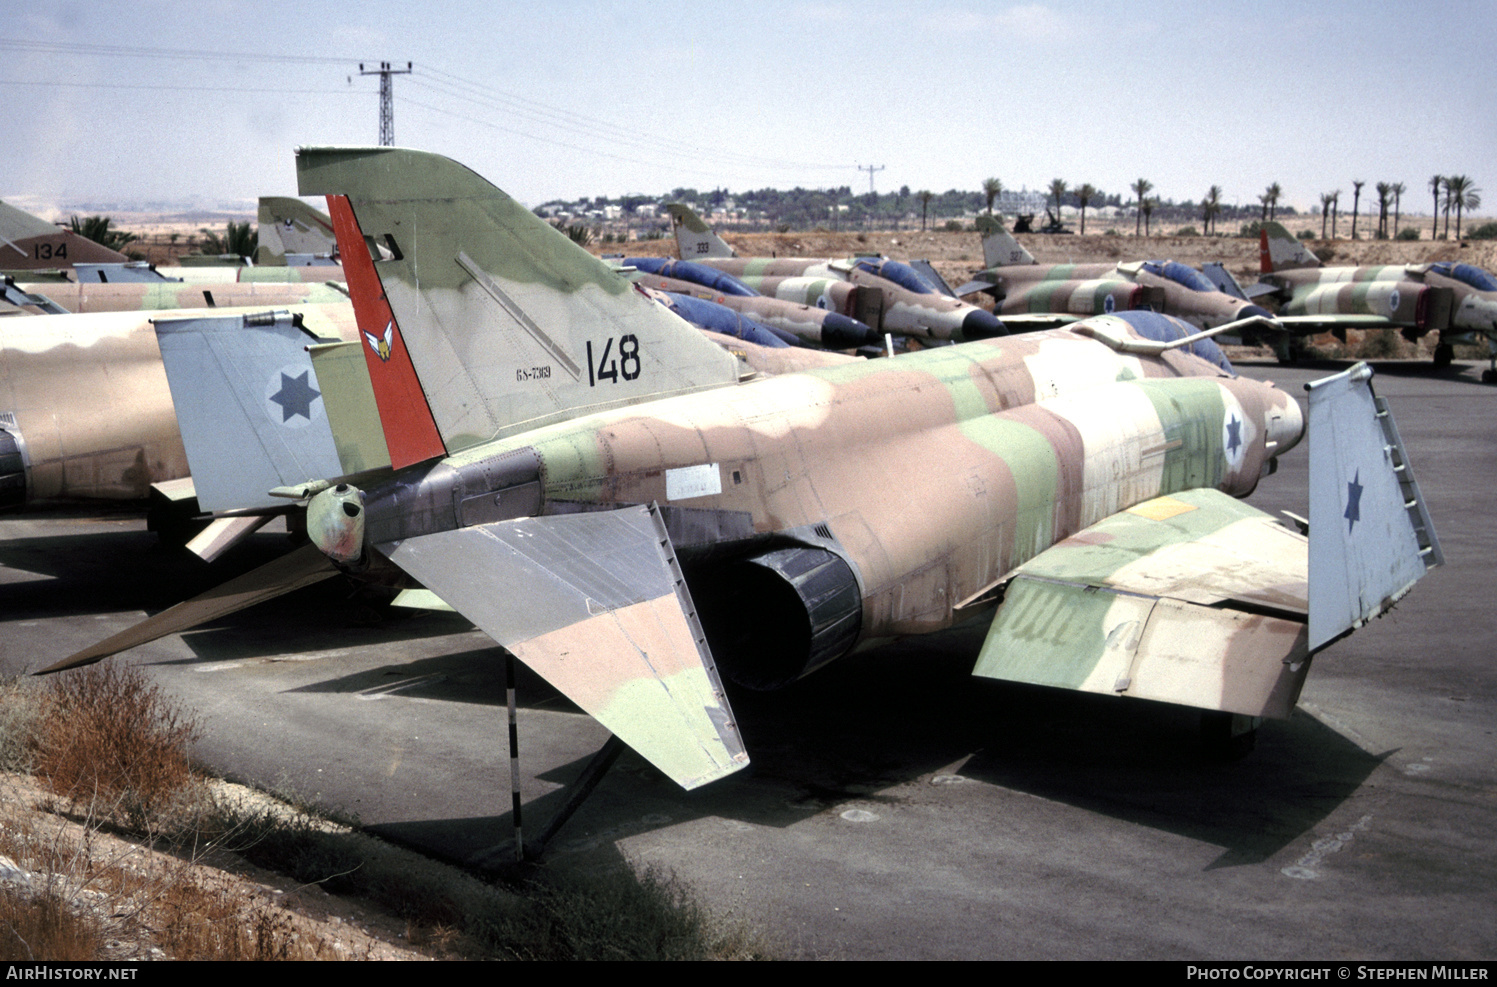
(0, 200), (131, 270)
(1260, 220), (1321, 273)
(666, 203), (737, 259)
(1306, 362), (1441, 652)
(298, 149), (740, 460)
(976, 214), (1035, 268)
(256, 196), (337, 266)
(153, 310), (348, 512)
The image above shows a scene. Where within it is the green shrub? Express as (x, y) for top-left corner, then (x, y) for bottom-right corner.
(1298, 229), (1317, 240)
(1396, 227), (1421, 241)
(1465, 222), (1497, 240)
(943, 219), (963, 233)
(1175, 226), (1199, 237)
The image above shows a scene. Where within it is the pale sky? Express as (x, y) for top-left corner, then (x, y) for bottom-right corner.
(3, 0), (1492, 217)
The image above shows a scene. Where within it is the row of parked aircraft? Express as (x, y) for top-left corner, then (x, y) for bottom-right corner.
(0, 156), (1448, 794)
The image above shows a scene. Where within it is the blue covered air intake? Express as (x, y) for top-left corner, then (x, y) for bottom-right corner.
(659, 292), (793, 348)
(851, 259), (940, 295)
(624, 257), (757, 296)
(1108, 310), (1234, 373)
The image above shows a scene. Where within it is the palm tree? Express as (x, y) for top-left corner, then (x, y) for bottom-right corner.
(1320, 192), (1334, 239)
(1375, 182), (1391, 238)
(1330, 190), (1341, 238)
(1076, 183), (1098, 235)
(982, 177), (1003, 216)
(1445, 175), (1482, 240)
(1141, 197), (1156, 236)
(1350, 180), (1364, 240)
(1443, 178), (1455, 239)
(1131, 178), (1153, 235)
(68, 215), (138, 252)
(1430, 175), (1444, 240)
(1048, 179), (1069, 225)
(1391, 182), (1406, 235)
(1201, 185), (1222, 235)
(1265, 182), (1283, 221)
(199, 221), (256, 258)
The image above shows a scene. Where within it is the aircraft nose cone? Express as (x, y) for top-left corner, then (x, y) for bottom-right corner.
(820, 312), (879, 349)
(961, 308), (1006, 340)
(1239, 304), (1274, 321)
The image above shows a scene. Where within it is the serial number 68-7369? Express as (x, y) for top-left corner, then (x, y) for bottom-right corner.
(516, 365), (552, 382)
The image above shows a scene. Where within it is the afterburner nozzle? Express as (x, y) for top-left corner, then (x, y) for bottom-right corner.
(307, 483), (365, 565)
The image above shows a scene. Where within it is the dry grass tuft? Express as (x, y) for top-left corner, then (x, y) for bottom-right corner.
(31, 665), (202, 834)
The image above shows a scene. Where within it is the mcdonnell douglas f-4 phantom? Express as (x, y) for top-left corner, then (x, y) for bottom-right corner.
(666, 203), (1003, 343)
(49, 148), (1441, 796)
(954, 216), (1275, 331)
(1258, 221), (1496, 379)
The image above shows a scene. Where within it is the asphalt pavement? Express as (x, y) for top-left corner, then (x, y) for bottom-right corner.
(1, 357), (1492, 960)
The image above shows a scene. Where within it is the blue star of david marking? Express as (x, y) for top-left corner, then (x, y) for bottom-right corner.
(269, 370), (321, 423)
(1344, 469), (1363, 534)
(1225, 413), (1242, 457)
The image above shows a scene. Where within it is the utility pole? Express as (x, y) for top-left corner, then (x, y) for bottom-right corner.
(858, 164), (886, 194)
(358, 61), (412, 146)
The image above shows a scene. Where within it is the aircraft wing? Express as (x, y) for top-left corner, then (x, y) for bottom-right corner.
(975, 361), (1439, 719)
(378, 503), (748, 790)
(973, 488), (1312, 719)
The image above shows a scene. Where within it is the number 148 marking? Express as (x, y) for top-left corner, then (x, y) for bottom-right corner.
(586, 334), (641, 386)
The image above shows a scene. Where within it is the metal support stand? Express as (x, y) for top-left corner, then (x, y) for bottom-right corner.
(495, 646), (626, 860)
(505, 651), (523, 863)
(527, 735), (626, 859)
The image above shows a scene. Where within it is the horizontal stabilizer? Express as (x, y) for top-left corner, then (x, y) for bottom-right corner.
(1306, 363), (1441, 651)
(379, 503), (748, 789)
(39, 544), (338, 674)
(975, 489), (1312, 718)
(155, 311), (345, 511)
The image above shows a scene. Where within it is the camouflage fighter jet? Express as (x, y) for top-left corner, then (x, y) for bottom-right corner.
(255, 196), (340, 267)
(0, 200), (131, 272)
(955, 216), (1275, 331)
(48, 148), (1441, 795)
(666, 203), (1004, 342)
(1258, 221), (1494, 378)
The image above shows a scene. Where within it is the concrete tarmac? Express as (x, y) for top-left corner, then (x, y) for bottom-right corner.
(1, 358), (1492, 960)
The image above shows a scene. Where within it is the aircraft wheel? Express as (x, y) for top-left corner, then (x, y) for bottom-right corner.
(1433, 343), (1454, 367)
(1200, 711), (1259, 761)
(1482, 369), (1497, 384)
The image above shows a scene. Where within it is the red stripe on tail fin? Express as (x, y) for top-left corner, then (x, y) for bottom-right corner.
(326, 194), (446, 469)
(1259, 227), (1272, 274)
